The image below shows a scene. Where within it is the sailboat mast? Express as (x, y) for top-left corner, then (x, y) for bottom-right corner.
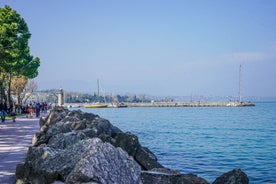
(239, 64), (242, 102)
(97, 79), (100, 97)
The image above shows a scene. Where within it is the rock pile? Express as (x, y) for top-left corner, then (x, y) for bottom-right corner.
(16, 106), (248, 184)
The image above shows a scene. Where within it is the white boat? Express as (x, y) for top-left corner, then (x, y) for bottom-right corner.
(108, 103), (128, 108)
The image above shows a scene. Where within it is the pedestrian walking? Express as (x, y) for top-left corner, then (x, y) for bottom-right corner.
(10, 102), (16, 122)
(29, 104), (33, 118)
(35, 102), (40, 118)
(0, 100), (7, 122)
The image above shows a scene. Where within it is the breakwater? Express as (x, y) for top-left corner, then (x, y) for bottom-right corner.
(125, 101), (255, 107)
(66, 101), (255, 108)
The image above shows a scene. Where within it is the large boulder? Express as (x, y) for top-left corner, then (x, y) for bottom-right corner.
(66, 119), (87, 130)
(66, 138), (142, 184)
(17, 139), (93, 183)
(39, 116), (47, 127)
(86, 117), (122, 136)
(141, 169), (209, 184)
(44, 107), (69, 127)
(113, 132), (140, 156)
(32, 122), (72, 146)
(212, 168), (249, 184)
(48, 131), (87, 149)
(135, 146), (164, 170)
(103, 131), (164, 170)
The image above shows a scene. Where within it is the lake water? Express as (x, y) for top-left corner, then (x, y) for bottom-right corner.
(75, 102), (276, 183)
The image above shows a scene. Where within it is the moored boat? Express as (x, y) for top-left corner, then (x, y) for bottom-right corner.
(84, 103), (108, 108)
(116, 103), (127, 108)
(107, 103), (128, 108)
(110, 103), (127, 108)
(85, 79), (108, 108)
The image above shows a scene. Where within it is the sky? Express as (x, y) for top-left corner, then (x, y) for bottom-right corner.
(1, 0), (276, 97)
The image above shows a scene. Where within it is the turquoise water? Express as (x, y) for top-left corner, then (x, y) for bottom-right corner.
(77, 102), (276, 183)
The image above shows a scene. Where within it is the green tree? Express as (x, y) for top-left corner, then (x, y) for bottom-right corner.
(0, 5), (40, 105)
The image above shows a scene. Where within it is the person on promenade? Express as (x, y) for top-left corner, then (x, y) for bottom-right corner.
(35, 102), (40, 118)
(0, 100), (8, 122)
(29, 104), (33, 118)
(10, 102), (16, 122)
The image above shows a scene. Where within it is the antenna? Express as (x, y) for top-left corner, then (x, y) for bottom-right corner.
(239, 64), (242, 102)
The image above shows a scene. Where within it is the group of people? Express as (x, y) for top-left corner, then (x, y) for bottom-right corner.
(26, 102), (49, 118)
(0, 100), (51, 122)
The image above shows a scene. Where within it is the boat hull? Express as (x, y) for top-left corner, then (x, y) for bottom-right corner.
(84, 104), (108, 108)
(109, 103), (128, 108)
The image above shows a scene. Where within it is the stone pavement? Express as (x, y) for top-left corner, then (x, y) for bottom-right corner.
(0, 116), (41, 184)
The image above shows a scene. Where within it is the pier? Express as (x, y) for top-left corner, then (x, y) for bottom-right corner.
(124, 101), (255, 107)
(66, 101), (255, 108)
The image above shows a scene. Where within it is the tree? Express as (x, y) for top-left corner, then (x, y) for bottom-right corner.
(0, 5), (40, 105)
(10, 76), (27, 104)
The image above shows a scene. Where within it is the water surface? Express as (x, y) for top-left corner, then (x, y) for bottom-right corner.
(77, 102), (276, 183)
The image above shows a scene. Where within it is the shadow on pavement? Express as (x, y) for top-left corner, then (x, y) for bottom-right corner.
(0, 117), (41, 184)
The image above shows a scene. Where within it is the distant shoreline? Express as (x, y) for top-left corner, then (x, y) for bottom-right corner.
(66, 101), (255, 108)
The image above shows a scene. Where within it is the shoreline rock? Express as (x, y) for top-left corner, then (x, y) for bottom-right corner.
(16, 106), (248, 184)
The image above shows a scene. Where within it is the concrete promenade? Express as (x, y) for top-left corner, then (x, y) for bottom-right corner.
(0, 116), (41, 184)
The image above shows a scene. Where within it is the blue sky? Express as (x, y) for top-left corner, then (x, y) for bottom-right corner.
(1, 0), (276, 97)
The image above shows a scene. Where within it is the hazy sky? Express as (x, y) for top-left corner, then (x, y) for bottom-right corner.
(1, 0), (276, 97)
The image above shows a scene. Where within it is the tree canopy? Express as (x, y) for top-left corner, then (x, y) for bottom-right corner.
(0, 5), (40, 105)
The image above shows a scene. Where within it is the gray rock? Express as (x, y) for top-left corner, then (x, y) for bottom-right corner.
(135, 146), (164, 170)
(141, 170), (209, 184)
(66, 138), (142, 184)
(87, 117), (121, 136)
(66, 120), (87, 130)
(111, 132), (164, 171)
(66, 109), (83, 118)
(17, 139), (96, 183)
(39, 116), (47, 127)
(113, 132), (140, 156)
(78, 111), (99, 121)
(98, 133), (116, 144)
(150, 167), (181, 174)
(32, 122), (73, 146)
(15, 163), (25, 182)
(181, 174), (209, 184)
(46, 122), (72, 137)
(40, 125), (49, 133)
(62, 115), (80, 123)
(44, 107), (69, 127)
(21, 146), (62, 183)
(32, 131), (47, 146)
(81, 127), (98, 138)
(48, 131), (87, 149)
(212, 168), (249, 184)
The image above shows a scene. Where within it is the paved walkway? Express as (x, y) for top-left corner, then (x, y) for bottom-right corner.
(0, 116), (41, 184)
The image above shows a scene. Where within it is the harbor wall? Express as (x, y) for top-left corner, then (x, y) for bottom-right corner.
(125, 101), (255, 107)
(65, 101), (255, 108)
